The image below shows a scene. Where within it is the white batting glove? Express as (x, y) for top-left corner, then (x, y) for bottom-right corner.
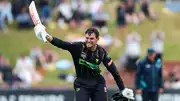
(122, 88), (135, 100)
(34, 24), (50, 43)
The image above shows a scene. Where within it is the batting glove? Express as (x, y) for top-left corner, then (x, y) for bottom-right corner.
(34, 24), (50, 43)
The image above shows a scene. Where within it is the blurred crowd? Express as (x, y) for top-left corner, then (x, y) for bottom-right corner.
(120, 30), (164, 70)
(0, 47), (60, 88)
(0, 0), (157, 33)
(163, 62), (180, 89)
(0, 0), (175, 89)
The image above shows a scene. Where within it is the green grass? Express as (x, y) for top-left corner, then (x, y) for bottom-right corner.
(1, 2), (180, 86)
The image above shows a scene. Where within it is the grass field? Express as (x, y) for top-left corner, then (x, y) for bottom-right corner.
(0, 1), (180, 86)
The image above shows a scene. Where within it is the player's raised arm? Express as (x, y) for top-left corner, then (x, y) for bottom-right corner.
(33, 24), (77, 51)
(29, 1), (77, 51)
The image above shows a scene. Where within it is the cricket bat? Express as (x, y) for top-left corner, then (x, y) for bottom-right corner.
(29, 1), (47, 42)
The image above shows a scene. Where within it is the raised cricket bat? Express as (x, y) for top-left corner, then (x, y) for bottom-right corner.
(29, 1), (47, 42)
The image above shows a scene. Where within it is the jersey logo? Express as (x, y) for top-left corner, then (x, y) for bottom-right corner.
(96, 58), (99, 63)
(76, 88), (80, 92)
(104, 87), (107, 92)
(81, 52), (87, 59)
(146, 64), (151, 68)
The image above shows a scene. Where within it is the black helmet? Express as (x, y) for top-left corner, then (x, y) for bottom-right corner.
(111, 91), (129, 101)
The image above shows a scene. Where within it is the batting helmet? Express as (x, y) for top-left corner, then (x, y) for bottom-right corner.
(111, 91), (130, 101)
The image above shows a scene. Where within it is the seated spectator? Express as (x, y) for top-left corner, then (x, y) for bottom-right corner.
(43, 48), (58, 71)
(0, 53), (23, 88)
(92, 7), (109, 34)
(38, 0), (51, 25)
(116, 2), (126, 28)
(55, 0), (73, 29)
(0, 53), (11, 84)
(71, 0), (88, 16)
(89, 0), (104, 18)
(70, 8), (84, 28)
(52, 0), (63, 7)
(0, 0), (14, 33)
(12, 0), (30, 17)
(30, 46), (46, 69)
(70, 0), (89, 28)
(169, 66), (180, 89)
(13, 54), (42, 88)
(12, 0), (23, 17)
(139, 0), (157, 21)
(16, 7), (33, 29)
(0, 53), (10, 68)
(151, 31), (165, 60)
(124, 32), (141, 70)
(124, 0), (140, 24)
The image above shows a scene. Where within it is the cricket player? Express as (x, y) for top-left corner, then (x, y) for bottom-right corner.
(33, 24), (134, 101)
(135, 48), (164, 101)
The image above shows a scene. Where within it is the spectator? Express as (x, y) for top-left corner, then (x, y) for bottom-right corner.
(38, 0), (51, 25)
(0, 53), (10, 67)
(30, 46), (46, 68)
(0, 53), (22, 88)
(43, 48), (58, 71)
(92, 6), (109, 34)
(163, 68), (171, 88)
(12, 0), (30, 17)
(13, 54), (42, 88)
(16, 7), (33, 29)
(43, 48), (57, 64)
(124, 0), (140, 24)
(139, 0), (157, 21)
(51, 0), (63, 7)
(115, 2), (127, 41)
(0, 53), (11, 85)
(151, 31), (165, 60)
(0, 0), (14, 33)
(71, 0), (88, 18)
(70, 0), (88, 28)
(124, 32), (141, 70)
(55, 0), (73, 29)
(89, 0), (104, 19)
(168, 66), (180, 89)
(116, 2), (126, 28)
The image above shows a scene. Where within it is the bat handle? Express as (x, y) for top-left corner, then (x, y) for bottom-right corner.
(41, 30), (48, 43)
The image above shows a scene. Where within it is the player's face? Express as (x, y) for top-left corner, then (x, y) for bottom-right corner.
(85, 33), (99, 48)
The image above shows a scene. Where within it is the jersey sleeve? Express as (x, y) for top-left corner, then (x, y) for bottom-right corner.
(135, 60), (143, 89)
(50, 37), (81, 52)
(102, 50), (125, 90)
(158, 59), (164, 88)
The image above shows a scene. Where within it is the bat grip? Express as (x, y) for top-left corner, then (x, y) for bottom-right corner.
(41, 30), (47, 43)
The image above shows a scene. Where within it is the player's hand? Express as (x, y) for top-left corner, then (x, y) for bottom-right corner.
(34, 24), (50, 43)
(136, 89), (142, 94)
(159, 88), (164, 93)
(46, 34), (53, 42)
(121, 88), (135, 100)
